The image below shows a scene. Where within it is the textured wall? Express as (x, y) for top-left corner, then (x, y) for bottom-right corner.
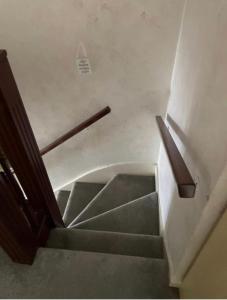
(158, 0), (227, 283)
(0, 0), (183, 189)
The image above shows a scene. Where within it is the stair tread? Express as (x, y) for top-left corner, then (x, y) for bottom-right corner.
(0, 247), (178, 298)
(73, 192), (159, 235)
(56, 190), (70, 216)
(73, 174), (155, 225)
(47, 228), (163, 258)
(63, 182), (105, 226)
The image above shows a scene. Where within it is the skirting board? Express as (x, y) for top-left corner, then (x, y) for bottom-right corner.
(155, 163), (181, 287)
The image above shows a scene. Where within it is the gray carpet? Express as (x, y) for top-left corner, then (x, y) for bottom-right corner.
(73, 193), (159, 235)
(63, 182), (105, 226)
(30, 174), (177, 298)
(0, 248), (178, 299)
(47, 228), (163, 258)
(72, 174), (155, 225)
(56, 190), (70, 216)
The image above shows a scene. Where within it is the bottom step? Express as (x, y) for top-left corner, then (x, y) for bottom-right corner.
(47, 228), (164, 258)
(0, 248), (178, 298)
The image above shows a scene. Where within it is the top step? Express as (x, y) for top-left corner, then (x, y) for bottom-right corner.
(71, 174), (155, 225)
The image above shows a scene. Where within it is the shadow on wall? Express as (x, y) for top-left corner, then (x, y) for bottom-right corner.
(166, 114), (211, 191)
(158, 115), (216, 284)
(158, 0), (227, 286)
(160, 113), (227, 285)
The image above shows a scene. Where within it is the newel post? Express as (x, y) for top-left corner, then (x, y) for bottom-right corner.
(0, 50), (64, 228)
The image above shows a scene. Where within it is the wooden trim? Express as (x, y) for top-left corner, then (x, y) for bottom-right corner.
(40, 106), (111, 156)
(0, 50), (64, 227)
(156, 116), (196, 198)
(0, 50), (7, 62)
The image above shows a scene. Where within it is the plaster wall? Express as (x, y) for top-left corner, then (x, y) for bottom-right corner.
(158, 0), (227, 283)
(57, 161), (156, 191)
(0, 0), (184, 189)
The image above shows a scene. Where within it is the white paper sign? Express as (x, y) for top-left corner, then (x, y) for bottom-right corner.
(76, 42), (92, 75)
(76, 57), (92, 75)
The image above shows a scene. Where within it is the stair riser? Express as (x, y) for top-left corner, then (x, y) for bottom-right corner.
(47, 229), (164, 259)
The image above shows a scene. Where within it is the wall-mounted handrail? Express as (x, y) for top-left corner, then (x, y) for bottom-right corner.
(40, 106), (111, 156)
(156, 116), (196, 198)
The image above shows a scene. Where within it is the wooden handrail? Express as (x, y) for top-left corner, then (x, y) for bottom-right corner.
(40, 106), (111, 156)
(156, 116), (196, 198)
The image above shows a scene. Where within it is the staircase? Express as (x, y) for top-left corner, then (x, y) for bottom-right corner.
(0, 174), (178, 298)
(46, 174), (178, 298)
(0, 52), (179, 298)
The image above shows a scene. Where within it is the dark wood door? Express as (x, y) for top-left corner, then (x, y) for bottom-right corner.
(0, 50), (64, 264)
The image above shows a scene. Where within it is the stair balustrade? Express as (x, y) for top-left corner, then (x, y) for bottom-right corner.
(0, 50), (64, 264)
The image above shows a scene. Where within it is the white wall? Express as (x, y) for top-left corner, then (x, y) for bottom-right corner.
(0, 0), (184, 189)
(158, 0), (227, 284)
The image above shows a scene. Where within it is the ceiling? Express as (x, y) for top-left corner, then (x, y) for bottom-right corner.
(0, 0), (184, 189)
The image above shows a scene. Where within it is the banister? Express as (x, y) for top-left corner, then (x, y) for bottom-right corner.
(40, 106), (111, 156)
(0, 50), (64, 263)
(156, 116), (196, 198)
(0, 50), (64, 228)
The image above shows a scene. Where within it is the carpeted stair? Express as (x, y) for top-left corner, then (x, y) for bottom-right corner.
(63, 182), (105, 226)
(47, 174), (178, 298)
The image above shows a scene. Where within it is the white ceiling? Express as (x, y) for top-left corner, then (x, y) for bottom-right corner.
(0, 0), (184, 189)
